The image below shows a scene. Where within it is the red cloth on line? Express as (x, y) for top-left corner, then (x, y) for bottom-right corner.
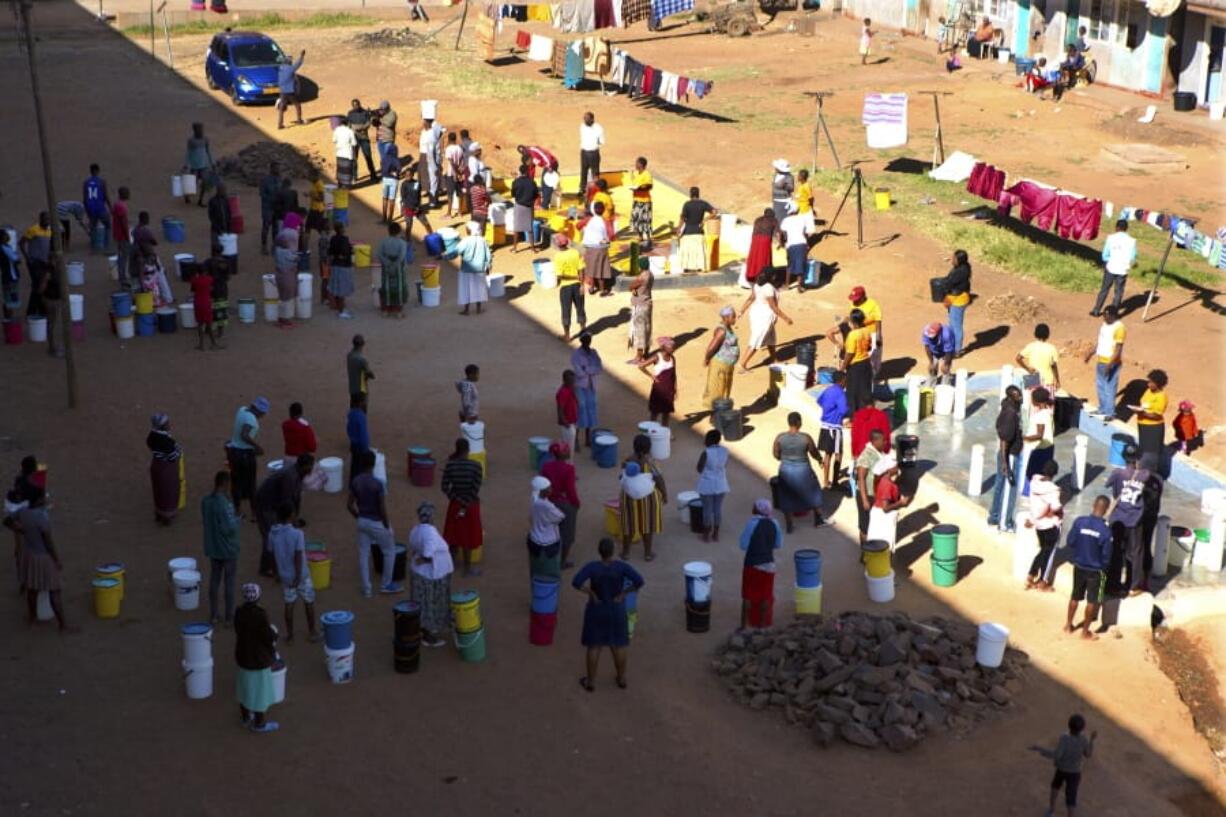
(966, 162), (1006, 202)
(642, 66), (655, 96)
(281, 417), (318, 457)
(594, 0), (615, 29)
(1055, 194), (1103, 241)
(741, 566), (775, 628)
(677, 76), (689, 101)
(444, 499), (484, 550)
(1000, 181), (1058, 230)
(515, 30), (531, 49)
(850, 406), (892, 458)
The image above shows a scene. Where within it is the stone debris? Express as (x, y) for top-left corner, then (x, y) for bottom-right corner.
(712, 612), (1028, 752)
(985, 291), (1046, 323)
(215, 142), (325, 188)
(351, 27), (431, 49)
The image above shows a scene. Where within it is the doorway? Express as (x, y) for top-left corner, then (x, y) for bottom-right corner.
(1208, 25), (1224, 104)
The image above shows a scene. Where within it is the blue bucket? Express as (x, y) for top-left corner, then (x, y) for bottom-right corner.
(181, 622), (211, 636)
(803, 259), (819, 287)
(110, 291), (133, 318)
(532, 219), (543, 243)
(532, 258), (549, 284)
(622, 578), (638, 613)
(135, 313), (156, 336)
(424, 232), (443, 257)
(332, 208), (349, 226)
(321, 610), (355, 651)
(91, 222), (108, 250)
(817, 367), (836, 385)
(1109, 433), (1135, 467)
(593, 433), (618, 469)
(161, 217), (185, 244)
(530, 576), (561, 614)
(794, 549), (823, 588)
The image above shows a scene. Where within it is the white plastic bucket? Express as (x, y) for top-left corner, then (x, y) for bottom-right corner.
(489, 202), (507, 226)
(263, 300), (279, 322)
(719, 212), (737, 239)
(261, 274), (279, 301)
(237, 300), (256, 323)
(997, 48), (1011, 63)
(648, 256), (666, 275)
(173, 253), (195, 280)
(178, 302), (197, 329)
(865, 570), (895, 603)
(373, 449), (388, 494)
(172, 569), (202, 611)
(278, 300), (294, 320)
(784, 363), (808, 392)
(116, 316), (135, 339)
(648, 424), (671, 461)
(325, 642), (355, 684)
(27, 316), (47, 343)
(182, 625), (213, 664)
(167, 556), (197, 581)
(676, 491), (700, 523)
(172, 174), (184, 198)
(461, 420), (486, 453)
(933, 384), (955, 416)
(182, 658), (213, 699)
(421, 286), (441, 308)
(36, 590), (54, 621)
(683, 561), (713, 603)
(67, 261), (85, 287)
(181, 173), (198, 196)
(1202, 488), (1226, 516)
(1169, 529), (1195, 568)
(420, 99), (438, 119)
(107, 255), (119, 281)
(69, 293), (85, 322)
(320, 457), (344, 493)
(539, 267), (557, 289)
(271, 662), (287, 703)
(266, 459), (284, 473)
(295, 297), (313, 320)
(487, 274), (506, 298)
(218, 233), (238, 257)
(296, 273), (313, 300)
(1192, 513), (1225, 572)
(976, 622), (1010, 668)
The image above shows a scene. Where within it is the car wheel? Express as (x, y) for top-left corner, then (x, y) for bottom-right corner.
(206, 71), (217, 90)
(230, 85), (242, 106)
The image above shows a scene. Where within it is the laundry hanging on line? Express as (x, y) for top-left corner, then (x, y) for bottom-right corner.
(532, 32), (714, 103)
(862, 93), (908, 149)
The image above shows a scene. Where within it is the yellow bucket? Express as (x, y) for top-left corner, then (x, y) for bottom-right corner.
(92, 578), (122, 619)
(468, 449), (487, 478)
(133, 291), (154, 315)
(354, 243), (371, 268)
(95, 563), (125, 600)
(470, 545), (484, 565)
(307, 554), (332, 590)
(333, 188), (350, 210)
(421, 263), (440, 289)
(604, 500), (622, 537)
(863, 541), (892, 579)
(451, 590), (482, 633)
(919, 388), (935, 419)
(874, 188), (891, 210)
(794, 584), (823, 615)
(705, 234), (721, 269)
(547, 214), (569, 233)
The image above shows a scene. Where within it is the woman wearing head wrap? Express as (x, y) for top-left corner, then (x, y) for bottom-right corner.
(739, 499), (783, 630)
(572, 537), (645, 692)
(866, 455), (912, 547)
(772, 412), (824, 533)
(627, 257), (653, 364)
(527, 475), (566, 579)
(541, 442), (581, 568)
(376, 221), (411, 317)
(701, 307), (740, 409)
(15, 487), (76, 632)
(147, 413), (185, 526)
(457, 221), (491, 316)
(619, 435), (667, 561)
(638, 336), (677, 429)
(738, 267), (793, 373)
(409, 501), (455, 647)
(234, 582), (280, 733)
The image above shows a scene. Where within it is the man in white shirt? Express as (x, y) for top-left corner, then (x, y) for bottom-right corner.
(777, 202), (811, 290)
(331, 121), (357, 189)
(466, 143), (487, 193)
(418, 118), (443, 208)
(1091, 219), (1135, 317)
(579, 111), (604, 191)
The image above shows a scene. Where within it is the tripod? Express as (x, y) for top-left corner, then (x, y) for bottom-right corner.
(824, 166), (866, 249)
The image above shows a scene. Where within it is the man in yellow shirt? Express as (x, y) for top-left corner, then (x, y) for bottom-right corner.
(1131, 368), (1168, 466)
(1083, 306), (1124, 418)
(552, 235), (586, 340)
(827, 286), (884, 379)
(629, 156), (654, 251)
(794, 168), (815, 231)
(306, 168), (327, 243)
(839, 309), (874, 410)
(1015, 323), (1061, 389)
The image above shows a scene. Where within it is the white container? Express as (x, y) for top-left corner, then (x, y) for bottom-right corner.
(266, 459), (284, 473)
(278, 300), (294, 320)
(865, 570), (895, 603)
(648, 255), (666, 275)
(178, 302), (197, 329)
(648, 424), (671, 461)
(676, 491), (700, 523)
(460, 420), (486, 454)
(263, 300), (279, 322)
(489, 202), (507, 227)
(683, 561), (713, 603)
(261, 274), (279, 301)
(320, 457), (344, 493)
(976, 622), (1010, 668)
(182, 625), (213, 664)
(116, 316), (135, 339)
(373, 449), (388, 494)
(933, 384), (955, 416)
(420, 99), (438, 119)
(719, 212), (738, 239)
(237, 300), (256, 323)
(181, 173), (198, 196)
(638, 420), (661, 435)
(172, 569), (202, 611)
(36, 590), (54, 621)
(1192, 513), (1225, 572)
(27, 316), (47, 343)
(66, 261), (85, 287)
(182, 658), (213, 699)
(487, 274), (506, 298)
(997, 48), (1011, 63)
(967, 444), (984, 497)
(1073, 434), (1089, 490)
(784, 363), (808, 392)
(296, 272), (313, 300)
(538, 268), (557, 289)
(172, 174), (184, 198)
(295, 296), (313, 320)
(953, 368), (968, 419)
(218, 233), (238, 257)
(271, 662), (287, 703)
(68, 293), (85, 322)
(421, 286), (441, 307)
(166, 557), (197, 580)
(173, 253), (195, 280)
(325, 642), (355, 684)
(906, 375), (922, 424)
(1210, 101), (1225, 121)
(1201, 488), (1226, 516)
(107, 255), (119, 281)
(1169, 529), (1195, 569)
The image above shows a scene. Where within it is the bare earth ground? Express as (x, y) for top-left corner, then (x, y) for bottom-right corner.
(2, 3), (1224, 816)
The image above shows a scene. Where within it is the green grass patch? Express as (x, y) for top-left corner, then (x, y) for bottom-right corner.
(810, 167), (1221, 293)
(700, 65), (762, 82)
(721, 105), (803, 131)
(123, 12), (374, 36)
(386, 47), (541, 101)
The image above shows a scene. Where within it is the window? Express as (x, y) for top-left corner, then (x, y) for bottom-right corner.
(230, 40), (285, 68)
(968, 0), (1012, 24)
(1086, 0), (1116, 42)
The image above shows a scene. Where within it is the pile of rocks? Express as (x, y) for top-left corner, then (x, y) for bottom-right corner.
(351, 28), (431, 49)
(216, 142), (325, 188)
(713, 612), (1028, 751)
(985, 291), (1046, 322)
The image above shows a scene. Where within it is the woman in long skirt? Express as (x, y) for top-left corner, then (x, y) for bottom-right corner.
(273, 235), (297, 328)
(408, 502), (454, 648)
(702, 307), (740, 409)
(772, 412), (825, 532)
(619, 435), (667, 561)
(627, 258), (653, 364)
(572, 537), (645, 691)
(147, 413), (184, 526)
(639, 336), (676, 429)
(327, 222), (356, 319)
(377, 221), (411, 316)
(739, 268), (793, 372)
(456, 221), (491, 316)
(441, 438), (484, 576)
(234, 583), (279, 733)
(744, 209), (777, 284)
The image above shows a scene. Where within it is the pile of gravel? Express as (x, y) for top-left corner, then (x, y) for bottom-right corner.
(351, 27), (431, 49)
(215, 142), (325, 188)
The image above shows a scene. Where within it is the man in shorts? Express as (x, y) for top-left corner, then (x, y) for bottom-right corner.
(815, 370), (849, 491)
(1063, 495), (1112, 639)
(379, 144), (402, 224)
(853, 429), (886, 546)
(276, 49), (306, 130)
(398, 166), (434, 235)
(268, 503), (320, 642)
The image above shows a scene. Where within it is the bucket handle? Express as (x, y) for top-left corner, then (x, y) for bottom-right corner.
(454, 629), (483, 648)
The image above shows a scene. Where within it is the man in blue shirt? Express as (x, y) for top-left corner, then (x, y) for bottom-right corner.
(82, 163), (111, 249)
(346, 392), (370, 480)
(815, 370), (849, 491)
(276, 49), (306, 130)
(921, 321), (956, 385)
(1064, 495), (1112, 639)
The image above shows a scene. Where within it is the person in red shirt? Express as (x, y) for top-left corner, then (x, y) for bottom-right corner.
(850, 404), (891, 458)
(189, 265), (219, 351)
(112, 186), (133, 291)
(282, 402), (318, 457)
(556, 369), (580, 454)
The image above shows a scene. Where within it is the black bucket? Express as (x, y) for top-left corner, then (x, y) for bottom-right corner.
(929, 276), (947, 303)
(718, 408), (744, 441)
(895, 434), (920, 467)
(371, 543), (408, 581)
(392, 600), (421, 642)
(795, 340), (816, 379)
(689, 499), (707, 533)
(685, 599), (711, 633)
(392, 636), (421, 674)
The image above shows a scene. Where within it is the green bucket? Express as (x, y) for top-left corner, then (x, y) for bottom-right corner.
(931, 556), (958, 588)
(1194, 528), (1210, 543)
(931, 524), (959, 562)
(455, 626), (487, 663)
(893, 389), (908, 424)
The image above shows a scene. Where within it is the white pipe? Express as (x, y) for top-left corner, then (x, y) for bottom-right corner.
(1151, 515), (1170, 578)
(968, 444), (984, 497)
(998, 364), (1013, 403)
(906, 375), (921, 425)
(953, 368), (968, 420)
(1073, 434), (1089, 491)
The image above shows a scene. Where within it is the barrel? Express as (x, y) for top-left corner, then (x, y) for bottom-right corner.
(930, 524), (959, 588)
(794, 340), (816, 380)
(392, 600), (422, 674)
(455, 626), (487, 662)
(593, 434), (619, 468)
(531, 576), (561, 615)
(862, 539), (891, 578)
(716, 408), (744, 442)
(409, 456), (435, 487)
(92, 577), (121, 618)
(370, 543), (408, 582)
(895, 434), (919, 467)
(688, 499), (706, 534)
(135, 314), (157, 337)
(161, 217), (185, 243)
(133, 290), (154, 315)
(685, 599), (711, 633)
(794, 549), (822, 588)
(590, 428), (612, 460)
(156, 307), (178, 333)
(450, 590), (482, 633)
(320, 610), (355, 651)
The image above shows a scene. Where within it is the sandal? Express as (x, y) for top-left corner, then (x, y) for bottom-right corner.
(578, 677), (595, 693)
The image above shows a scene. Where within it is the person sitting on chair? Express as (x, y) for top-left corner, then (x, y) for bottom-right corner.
(969, 17), (996, 58)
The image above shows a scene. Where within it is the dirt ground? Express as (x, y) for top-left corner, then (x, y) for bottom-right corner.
(2, 3), (1224, 815)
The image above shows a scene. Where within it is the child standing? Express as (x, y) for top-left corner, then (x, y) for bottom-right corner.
(556, 369), (579, 454)
(1032, 714), (1097, 817)
(457, 364), (480, 421)
(1173, 400), (1200, 454)
(860, 18), (875, 64)
(190, 263), (220, 351)
(268, 504), (320, 643)
(379, 144), (401, 224)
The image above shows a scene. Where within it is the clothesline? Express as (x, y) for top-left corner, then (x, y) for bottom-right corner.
(494, 0), (694, 33)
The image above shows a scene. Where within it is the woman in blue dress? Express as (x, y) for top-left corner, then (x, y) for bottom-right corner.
(572, 537), (644, 692)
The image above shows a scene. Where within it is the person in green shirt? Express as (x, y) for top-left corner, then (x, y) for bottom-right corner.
(202, 471), (242, 624)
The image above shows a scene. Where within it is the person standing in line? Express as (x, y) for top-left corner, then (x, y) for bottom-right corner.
(1129, 369), (1168, 468)
(408, 502), (453, 648)
(1030, 714), (1097, 817)
(556, 370), (580, 453)
(418, 117), (444, 208)
(441, 438), (485, 577)
(55, 201), (88, 252)
(112, 186), (132, 290)
(511, 164), (539, 254)
(582, 202), (613, 296)
(456, 221), (491, 316)
(746, 213), (775, 287)
(1, 231), (21, 322)
(233, 583), (279, 733)
(859, 18), (875, 64)
(554, 235), (586, 340)
(619, 436), (667, 562)
(398, 166), (434, 236)
(815, 370), (849, 490)
(1091, 219), (1135, 316)
(527, 475), (566, 580)
(640, 336), (677, 431)
(1016, 323), (1061, 389)
(770, 159), (795, 225)
(629, 156), (654, 250)
(327, 222), (356, 320)
(190, 261), (220, 351)
(676, 186), (716, 274)
(921, 321), (957, 386)
(573, 537), (644, 692)
(626, 257), (653, 363)
(840, 309), (874, 411)
(205, 244), (230, 341)
(541, 159), (560, 211)
(1103, 444), (1156, 597)
(376, 221), (410, 317)
(305, 169), (327, 249)
(1022, 387), (1056, 496)
(275, 49), (306, 130)
(347, 99), (378, 183)
(225, 397), (267, 517)
(1024, 459), (1063, 591)
(275, 179), (299, 238)
(281, 402), (317, 460)
(468, 174), (490, 233)
(332, 118), (358, 190)
(346, 449), (401, 597)
(1084, 306), (1124, 418)
(346, 334), (374, 405)
(579, 111), (604, 191)
(571, 333), (602, 447)
(457, 364), (480, 421)
(854, 429), (887, 546)
(869, 457), (912, 549)
(794, 168), (815, 231)
(778, 202), (812, 291)
(739, 499), (784, 630)
(253, 454), (313, 578)
(183, 124), (214, 206)
(695, 429), (730, 542)
(15, 488), (76, 633)
(442, 132), (467, 217)
(987, 386), (1025, 532)
(773, 412), (825, 533)
(268, 503), (321, 643)
(19, 212), (52, 315)
(541, 442), (581, 568)
(739, 267), (792, 372)
(1063, 496), (1112, 639)
(207, 182), (236, 281)
(375, 101), (398, 166)
(258, 163), (281, 255)
(702, 307), (740, 409)
(346, 392), (370, 480)
(939, 249), (972, 356)
(272, 230), (297, 329)
(81, 163), (111, 249)
(465, 143), (488, 209)
(146, 413), (185, 526)
(202, 471), (241, 625)
(379, 144), (402, 224)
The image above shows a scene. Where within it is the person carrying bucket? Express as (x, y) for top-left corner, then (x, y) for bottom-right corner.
(409, 502), (453, 648)
(739, 499), (783, 630)
(234, 583), (279, 733)
(572, 537), (644, 692)
(269, 504), (321, 643)
(868, 457), (911, 548)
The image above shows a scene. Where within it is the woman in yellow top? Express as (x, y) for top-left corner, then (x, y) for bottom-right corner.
(1130, 369), (1168, 464)
(552, 235), (586, 340)
(629, 157), (654, 251)
(839, 309), (874, 411)
(794, 169), (815, 231)
(590, 179), (615, 238)
(305, 168), (327, 247)
(938, 249), (972, 357)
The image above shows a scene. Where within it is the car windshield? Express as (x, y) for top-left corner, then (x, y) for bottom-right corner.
(229, 40), (284, 68)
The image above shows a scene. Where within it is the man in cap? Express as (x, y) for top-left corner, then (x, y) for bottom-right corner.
(226, 397), (269, 517)
(826, 286), (883, 377)
(375, 101), (398, 167)
(921, 321), (957, 385)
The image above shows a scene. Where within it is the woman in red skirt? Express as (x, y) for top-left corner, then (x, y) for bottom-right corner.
(744, 209), (778, 285)
(739, 498), (783, 630)
(441, 438), (484, 577)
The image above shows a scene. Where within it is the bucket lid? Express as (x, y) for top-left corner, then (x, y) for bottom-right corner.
(92, 577), (119, 588)
(676, 490), (700, 502)
(95, 562), (124, 573)
(393, 600), (421, 614)
(306, 552), (330, 563)
(319, 456), (343, 468)
(172, 569), (202, 583)
(932, 524), (960, 536)
(594, 434), (618, 444)
(306, 540), (327, 552)
(450, 590), (479, 604)
(862, 540), (889, 554)
(979, 622), (1010, 639)
(168, 557), (196, 569)
(408, 446), (432, 456)
(181, 622), (213, 636)
(528, 435), (552, 444)
(321, 610), (355, 626)
(794, 548), (821, 559)
(683, 561), (712, 577)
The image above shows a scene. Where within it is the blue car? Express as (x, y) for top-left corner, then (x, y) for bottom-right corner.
(204, 31), (285, 104)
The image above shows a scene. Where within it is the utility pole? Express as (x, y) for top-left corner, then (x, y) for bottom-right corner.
(16, 0), (78, 408)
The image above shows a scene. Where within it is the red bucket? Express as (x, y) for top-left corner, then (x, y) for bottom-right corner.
(230, 214), (245, 235)
(408, 457), (435, 488)
(71, 320), (86, 342)
(227, 194), (242, 218)
(529, 611), (557, 646)
(3, 320), (22, 345)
